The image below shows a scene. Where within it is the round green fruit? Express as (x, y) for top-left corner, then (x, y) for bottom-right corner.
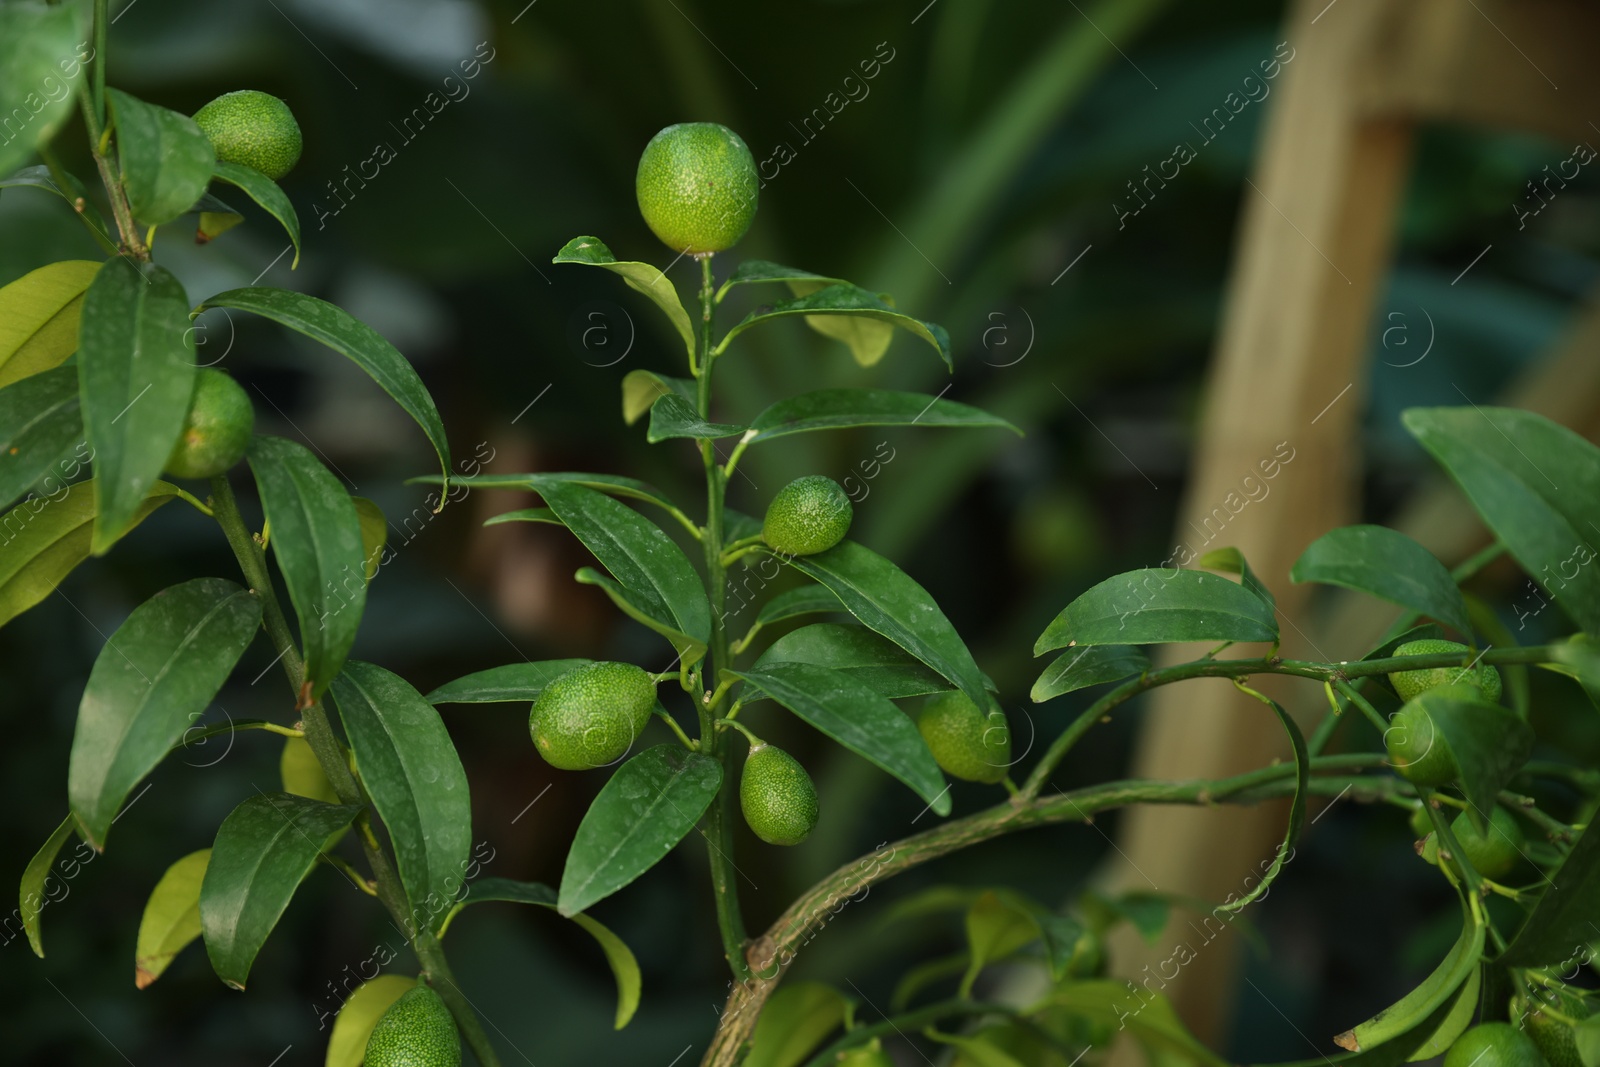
(918, 691), (1011, 784)
(164, 368), (253, 479)
(635, 122), (758, 254)
(193, 90), (302, 181)
(762, 476), (852, 557)
(1444, 1023), (1548, 1067)
(1390, 640), (1503, 704)
(1385, 702), (1458, 786)
(1450, 805), (1525, 879)
(529, 662), (656, 771)
(364, 985), (461, 1067)
(1527, 988), (1592, 1067)
(740, 744), (819, 846)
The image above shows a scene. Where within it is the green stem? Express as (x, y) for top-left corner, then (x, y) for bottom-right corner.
(92, 0), (108, 127)
(655, 708), (698, 751)
(1333, 679), (1389, 735)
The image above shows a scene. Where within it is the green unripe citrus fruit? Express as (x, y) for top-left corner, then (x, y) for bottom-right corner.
(635, 122), (758, 254)
(1444, 1023), (1548, 1067)
(740, 744), (819, 846)
(1449, 805), (1525, 879)
(918, 691), (1010, 784)
(1527, 989), (1591, 1067)
(529, 661), (656, 770)
(1385, 701), (1459, 786)
(1390, 640), (1503, 704)
(762, 476), (853, 557)
(834, 1039), (893, 1065)
(364, 985), (461, 1067)
(193, 90), (302, 181)
(164, 368), (254, 479)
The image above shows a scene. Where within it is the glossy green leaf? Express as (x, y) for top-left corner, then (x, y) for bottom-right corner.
(1404, 407), (1600, 634)
(108, 89), (215, 225)
(0, 365), (82, 510)
(198, 288), (451, 485)
(756, 585), (844, 627)
(552, 237), (694, 361)
(718, 283), (952, 370)
(1035, 568), (1278, 654)
(647, 392), (748, 443)
(426, 659), (593, 704)
(1031, 645), (1149, 702)
(19, 814), (76, 957)
(0, 4), (86, 176)
(1291, 526), (1469, 635)
(1333, 905), (1484, 1052)
(714, 260), (847, 302)
(279, 736), (340, 805)
(325, 974), (416, 1067)
(1042, 980), (1229, 1067)
(135, 849), (209, 988)
(558, 745), (722, 916)
(210, 161), (301, 267)
(200, 792), (360, 989)
(482, 507), (560, 527)
(753, 622), (950, 699)
(744, 981), (850, 1067)
(0, 259), (100, 388)
(1500, 818), (1600, 966)
(418, 470), (683, 518)
(621, 369), (694, 426)
(1200, 545), (1276, 616)
(249, 436), (365, 696)
(1215, 695), (1306, 916)
(1405, 964), (1480, 1062)
(1404, 686), (1534, 833)
(331, 661), (472, 933)
(0, 479), (180, 630)
(351, 496), (386, 580)
(728, 663), (950, 815)
(78, 257), (196, 553)
(784, 540), (989, 710)
(747, 389), (1019, 444)
(68, 578), (262, 847)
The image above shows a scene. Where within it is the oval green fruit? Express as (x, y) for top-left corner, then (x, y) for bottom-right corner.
(1444, 1023), (1548, 1067)
(918, 691), (1010, 784)
(529, 661), (656, 771)
(740, 744), (819, 846)
(193, 90), (302, 181)
(364, 985), (461, 1067)
(1389, 640), (1503, 704)
(1527, 988), (1591, 1067)
(762, 476), (853, 557)
(1449, 805), (1525, 879)
(1385, 702), (1458, 786)
(635, 122), (758, 254)
(165, 368), (254, 479)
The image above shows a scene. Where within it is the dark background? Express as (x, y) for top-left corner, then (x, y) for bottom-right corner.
(2, 0), (1597, 1063)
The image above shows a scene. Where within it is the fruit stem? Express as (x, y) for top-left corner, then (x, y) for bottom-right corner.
(1332, 679), (1389, 735)
(654, 708), (698, 751)
(719, 719), (762, 748)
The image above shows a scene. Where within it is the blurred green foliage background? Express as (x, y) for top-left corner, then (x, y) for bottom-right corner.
(3, 0), (1596, 1063)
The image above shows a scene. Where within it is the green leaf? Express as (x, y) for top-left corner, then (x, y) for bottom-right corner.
(1546, 635), (1600, 711)
(747, 389), (1019, 444)
(1031, 645), (1149, 702)
(647, 392), (748, 443)
(1404, 407), (1600, 634)
(621, 369), (694, 426)
(1199, 545), (1276, 616)
(279, 736), (340, 805)
(200, 792), (360, 989)
(1080, 889), (1173, 942)
(1500, 818), (1600, 966)
(0, 259), (101, 388)
(19, 815), (76, 957)
(1035, 569), (1279, 654)
(331, 661), (472, 933)
(108, 89), (215, 225)
(1575, 1017), (1600, 1067)
(538, 480), (711, 661)
(924, 1029), (1028, 1067)
(784, 540), (990, 711)
(744, 981), (850, 1067)
(78, 257), (196, 553)
(552, 237), (695, 362)
(1333, 905), (1484, 1053)
(1404, 686), (1534, 833)
(482, 507), (560, 527)
(727, 663), (950, 815)
(963, 890), (1047, 995)
(325, 974), (416, 1067)
(210, 161), (301, 267)
(0, 166), (110, 242)
(198, 288), (451, 485)
(753, 622), (951, 699)
(418, 470), (683, 517)
(0, 479), (180, 630)
(724, 507), (763, 544)
(1405, 964), (1480, 1062)
(718, 283), (952, 370)
(1291, 526), (1469, 635)
(426, 660), (593, 704)
(1214, 694), (1306, 916)
(135, 849), (209, 988)
(351, 496), (386, 580)
(558, 744), (722, 916)
(68, 578), (262, 847)
(756, 585), (844, 627)
(715, 260), (847, 302)
(0, 365), (82, 511)
(0, 4), (86, 176)
(1042, 980), (1229, 1067)
(248, 436), (365, 697)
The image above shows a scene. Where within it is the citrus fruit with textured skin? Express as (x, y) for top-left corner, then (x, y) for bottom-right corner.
(1444, 1024), (1548, 1067)
(1390, 640), (1503, 704)
(635, 122), (758, 254)
(1385, 700), (1459, 786)
(1527, 989), (1591, 1067)
(529, 662), (656, 771)
(740, 744), (818, 846)
(164, 368), (253, 479)
(1449, 805), (1525, 878)
(762, 476), (852, 557)
(193, 90), (302, 180)
(918, 691), (1010, 784)
(364, 985), (461, 1067)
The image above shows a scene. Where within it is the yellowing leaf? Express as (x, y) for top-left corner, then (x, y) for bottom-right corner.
(0, 260), (102, 387)
(325, 974), (416, 1067)
(135, 850), (209, 988)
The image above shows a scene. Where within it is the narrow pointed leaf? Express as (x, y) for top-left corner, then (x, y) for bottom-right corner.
(1407, 965), (1481, 1062)
(0, 365), (83, 510)
(1500, 819), (1600, 966)
(352, 496), (386, 580)
(753, 622), (950, 699)
(412, 470), (682, 518)
(68, 578), (262, 847)
(1035, 569), (1278, 654)
(1031, 645), (1149, 702)
(19, 815), (76, 957)
(108, 89), (215, 225)
(756, 585), (844, 627)
(0, 260), (100, 388)
(483, 507), (560, 527)
(0, 3), (86, 176)
(1213, 695), (1306, 916)
(326, 975), (416, 1067)
(553, 237), (694, 361)
(748, 389), (1019, 443)
(621, 369), (694, 425)
(647, 392), (748, 443)
(210, 161), (301, 267)
(1200, 546), (1276, 616)
(1291, 526), (1468, 634)
(426, 659), (593, 704)
(135, 849), (210, 988)
(1333, 905), (1483, 1052)
(719, 283), (952, 369)
(715, 260), (847, 301)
